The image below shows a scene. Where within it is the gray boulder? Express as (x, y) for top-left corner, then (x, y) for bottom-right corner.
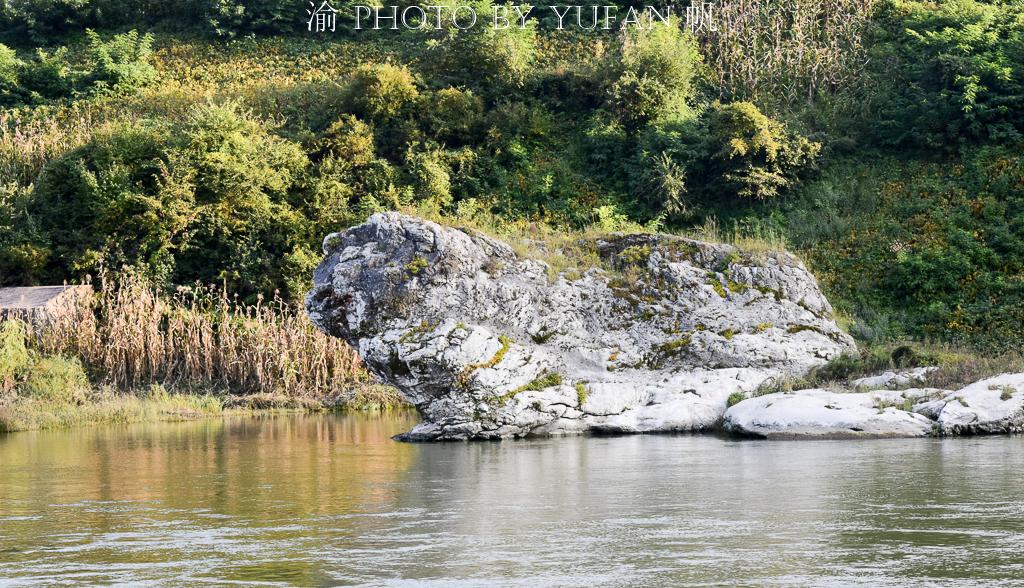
(307, 212), (856, 440)
(723, 389), (937, 439)
(851, 367), (938, 390)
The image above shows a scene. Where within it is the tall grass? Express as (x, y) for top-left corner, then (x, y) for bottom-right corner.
(701, 0), (874, 109)
(29, 275), (371, 401)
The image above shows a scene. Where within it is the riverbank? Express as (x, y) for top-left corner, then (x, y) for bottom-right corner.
(0, 270), (420, 434)
(0, 383), (408, 433)
(1, 305), (406, 433)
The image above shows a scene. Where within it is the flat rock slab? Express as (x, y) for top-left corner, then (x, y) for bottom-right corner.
(723, 389), (935, 439)
(938, 374), (1024, 435)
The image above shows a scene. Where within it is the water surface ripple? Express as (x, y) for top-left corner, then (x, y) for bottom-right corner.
(1, 413), (1022, 586)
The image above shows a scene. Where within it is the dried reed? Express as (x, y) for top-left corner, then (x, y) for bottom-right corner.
(30, 275), (369, 400)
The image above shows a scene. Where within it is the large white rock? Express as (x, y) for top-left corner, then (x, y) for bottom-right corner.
(723, 389), (935, 438)
(307, 213), (857, 440)
(937, 374), (1024, 435)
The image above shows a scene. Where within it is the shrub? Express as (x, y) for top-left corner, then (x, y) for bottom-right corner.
(29, 121), (179, 282)
(0, 43), (19, 101)
(84, 29), (157, 95)
(28, 103), (319, 299)
(699, 102), (820, 200)
(867, 0), (1024, 149)
(167, 102), (311, 296)
(0, 0), (92, 40)
(344, 63), (419, 122)
(726, 391), (746, 407)
(422, 87), (484, 146)
(18, 47), (73, 100)
(641, 101), (820, 212)
(204, 0), (299, 37)
(19, 355), (91, 403)
(0, 320), (31, 395)
(317, 114), (376, 166)
(0, 183), (47, 285)
(405, 144), (452, 209)
(420, 0), (537, 93)
(605, 21), (701, 131)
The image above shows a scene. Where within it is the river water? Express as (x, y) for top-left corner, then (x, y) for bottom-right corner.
(1, 412), (1022, 587)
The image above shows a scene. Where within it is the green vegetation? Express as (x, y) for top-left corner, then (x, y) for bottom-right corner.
(458, 334), (513, 388)
(759, 342), (1022, 394)
(499, 370), (564, 403)
(726, 391), (746, 408)
(0, 0), (1022, 390)
(575, 381), (589, 406)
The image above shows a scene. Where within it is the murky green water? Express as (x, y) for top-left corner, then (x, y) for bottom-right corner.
(1, 413), (1023, 586)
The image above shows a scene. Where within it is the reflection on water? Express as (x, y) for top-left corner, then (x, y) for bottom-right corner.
(1, 414), (1022, 587)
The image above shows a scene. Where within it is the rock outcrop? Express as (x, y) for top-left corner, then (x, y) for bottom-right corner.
(307, 212), (856, 440)
(936, 374), (1024, 435)
(723, 389), (939, 439)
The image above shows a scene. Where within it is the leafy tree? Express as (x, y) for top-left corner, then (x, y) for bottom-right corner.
(27, 103), (320, 299)
(29, 122), (181, 282)
(698, 102), (821, 200)
(0, 43), (20, 105)
(605, 21), (701, 131)
(638, 101), (820, 217)
(421, 87), (484, 146)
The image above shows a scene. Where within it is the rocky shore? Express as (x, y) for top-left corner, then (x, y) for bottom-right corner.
(307, 213), (1023, 441)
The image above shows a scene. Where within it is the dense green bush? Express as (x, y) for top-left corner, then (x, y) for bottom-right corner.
(0, 320), (30, 396)
(18, 47), (73, 99)
(20, 355), (91, 403)
(421, 87), (484, 146)
(867, 0), (1024, 149)
(0, 183), (46, 285)
(343, 63), (420, 121)
(25, 103), (326, 299)
(696, 102), (821, 201)
(636, 102), (820, 217)
(0, 42), (17, 86)
(420, 0), (538, 94)
(404, 143), (453, 209)
(0, 0), (91, 40)
(316, 114), (376, 166)
(84, 29), (156, 95)
(0, 30), (155, 104)
(0, 0), (237, 39)
(605, 22), (701, 131)
(29, 122), (178, 281)
(205, 0), (299, 37)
